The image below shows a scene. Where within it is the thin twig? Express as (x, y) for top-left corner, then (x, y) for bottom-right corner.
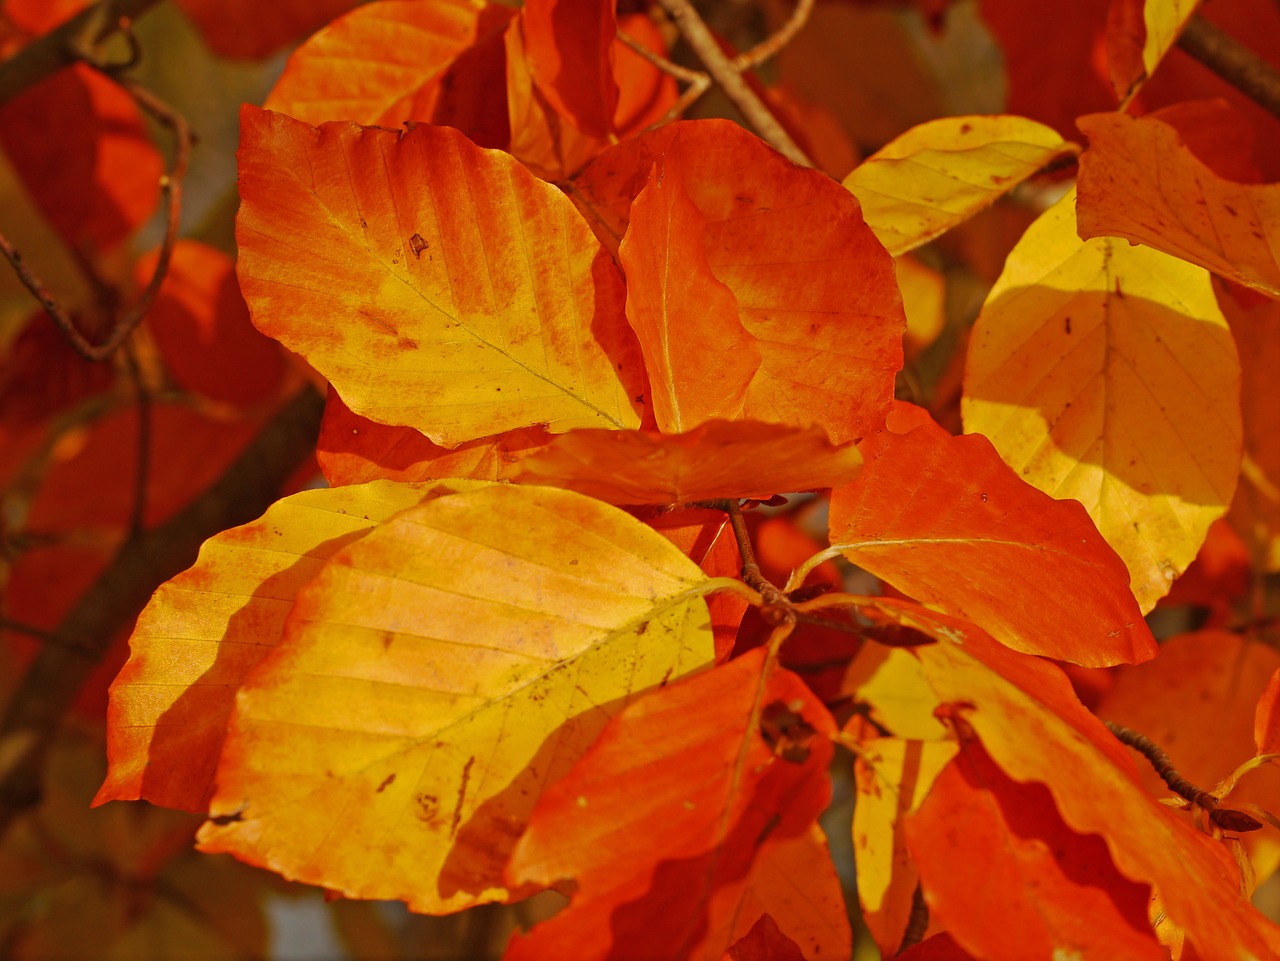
(122, 342), (150, 540)
(616, 27), (705, 85)
(1104, 721), (1263, 833)
(0, 0), (163, 106)
(0, 386), (326, 835)
(1178, 14), (1280, 121)
(733, 0), (815, 72)
(653, 0), (813, 166)
(0, 616), (66, 647)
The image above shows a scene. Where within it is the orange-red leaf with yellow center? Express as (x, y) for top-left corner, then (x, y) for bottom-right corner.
(197, 485), (714, 912)
(505, 647), (843, 961)
(906, 740), (1164, 961)
(516, 420), (861, 505)
(569, 120), (904, 443)
(872, 600), (1280, 961)
(235, 106), (644, 445)
(827, 407), (1155, 666)
(1077, 111), (1280, 297)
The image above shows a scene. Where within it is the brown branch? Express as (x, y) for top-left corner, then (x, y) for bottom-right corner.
(1104, 721), (1263, 833)
(896, 882), (929, 955)
(0, 385), (326, 835)
(653, 0), (813, 166)
(733, 0), (815, 72)
(1178, 14), (1280, 121)
(0, 0), (163, 106)
(0, 66), (192, 362)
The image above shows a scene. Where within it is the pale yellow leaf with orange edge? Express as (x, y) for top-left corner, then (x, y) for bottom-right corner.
(236, 106), (643, 447)
(1107, 0), (1202, 101)
(619, 156), (761, 432)
(843, 644), (947, 741)
(842, 115), (1076, 257)
(94, 480), (439, 813)
(867, 599), (1280, 961)
(1077, 111), (1280, 298)
(197, 485), (714, 912)
(962, 189), (1241, 612)
(263, 0), (514, 132)
(1099, 630), (1280, 882)
(516, 420), (861, 505)
(1219, 282), (1280, 570)
(853, 737), (957, 958)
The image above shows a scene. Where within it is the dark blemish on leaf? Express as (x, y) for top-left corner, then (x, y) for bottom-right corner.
(450, 758), (475, 838)
(1064, 316), (1072, 335)
(635, 395), (644, 404)
(990, 174), (1009, 185)
(1114, 279), (1124, 298)
(980, 492), (988, 502)
(360, 217), (368, 229)
(376, 773), (396, 793)
(1224, 203), (1238, 217)
(415, 793), (439, 822)
(397, 337), (417, 351)
(410, 233), (429, 257)
(659, 667), (673, 687)
(735, 193), (753, 204)
(208, 809), (244, 826)
(759, 700), (816, 764)
(959, 122), (973, 134)
(636, 620), (649, 635)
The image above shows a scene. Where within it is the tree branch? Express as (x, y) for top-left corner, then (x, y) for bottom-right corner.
(0, 0), (163, 106)
(0, 385), (325, 834)
(1178, 14), (1280, 121)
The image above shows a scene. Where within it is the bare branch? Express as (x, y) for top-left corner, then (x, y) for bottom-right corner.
(1178, 14), (1280, 121)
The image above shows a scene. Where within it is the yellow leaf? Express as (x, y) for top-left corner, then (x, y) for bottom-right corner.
(842, 115), (1076, 257)
(962, 189), (1241, 612)
(197, 485), (715, 912)
(236, 106), (643, 446)
(1108, 0), (1202, 102)
(96, 480), (442, 813)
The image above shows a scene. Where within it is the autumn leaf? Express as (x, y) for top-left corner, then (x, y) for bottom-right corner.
(317, 391), (551, 487)
(516, 420), (862, 505)
(197, 485), (715, 912)
(963, 188), (1242, 612)
(571, 119), (904, 443)
(843, 644), (949, 741)
(520, 0), (617, 139)
(842, 115), (1076, 257)
(721, 914), (806, 961)
(94, 481), (438, 813)
(827, 406), (1156, 666)
(876, 600), (1280, 961)
(852, 737), (957, 957)
(1077, 111), (1280, 297)
(1257, 669), (1280, 756)
(504, 647), (843, 960)
(174, 0), (362, 59)
(619, 152), (761, 431)
(263, 0), (514, 147)
(1107, 0), (1201, 101)
(906, 740), (1165, 961)
(235, 107), (644, 445)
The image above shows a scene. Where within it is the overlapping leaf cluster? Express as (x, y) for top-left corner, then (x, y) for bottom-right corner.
(3, 0), (1280, 957)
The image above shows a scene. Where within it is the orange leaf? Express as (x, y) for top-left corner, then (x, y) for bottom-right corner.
(198, 485), (714, 911)
(879, 601), (1280, 961)
(138, 241), (286, 406)
(173, 0), (362, 59)
(235, 106), (644, 445)
(827, 409), (1155, 666)
(895, 933), (979, 961)
(722, 914), (806, 961)
(505, 647), (842, 961)
(906, 740), (1165, 961)
(317, 390), (551, 486)
(264, 0), (514, 147)
(1257, 669), (1280, 756)
(1077, 111), (1280, 297)
(520, 0), (617, 139)
(1106, 0), (1201, 102)
(572, 120), (904, 443)
(963, 188), (1242, 612)
(516, 421), (861, 505)
(619, 152), (761, 430)
(94, 481), (436, 812)
(0, 63), (161, 250)
(612, 14), (679, 137)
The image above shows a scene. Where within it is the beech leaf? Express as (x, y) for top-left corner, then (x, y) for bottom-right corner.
(842, 115), (1076, 256)
(1106, 0), (1200, 101)
(828, 407), (1155, 666)
(197, 485), (714, 912)
(516, 420), (862, 505)
(94, 480), (438, 813)
(236, 106), (644, 446)
(963, 188), (1242, 612)
(1077, 111), (1280, 298)
(874, 600), (1280, 961)
(505, 647), (843, 960)
(1257, 669), (1280, 756)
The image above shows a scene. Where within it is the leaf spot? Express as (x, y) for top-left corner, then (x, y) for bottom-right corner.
(409, 232), (429, 257)
(376, 773), (396, 794)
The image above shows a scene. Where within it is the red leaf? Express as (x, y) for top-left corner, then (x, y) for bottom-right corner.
(521, 0), (617, 138)
(505, 648), (843, 961)
(828, 408), (1155, 666)
(173, 0), (362, 59)
(906, 741), (1164, 961)
(721, 914), (805, 961)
